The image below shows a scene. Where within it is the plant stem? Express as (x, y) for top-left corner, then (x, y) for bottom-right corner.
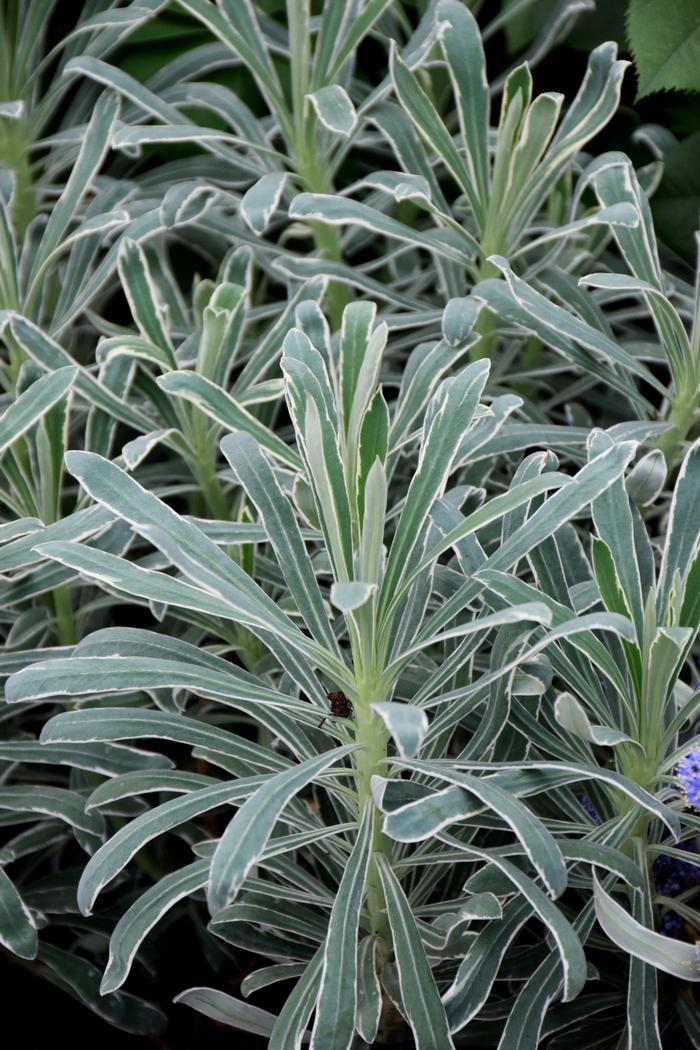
(295, 145), (348, 328)
(353, 695), (391, 944)
(657, 382), (699, 466)
(52, 585), (76, 647)
(192, 458), (230, 521)
(471, 256), (501, 360)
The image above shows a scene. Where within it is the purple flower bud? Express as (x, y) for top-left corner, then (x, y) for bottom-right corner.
(676, 749), (700, 809)
(580, 794), (601, 824)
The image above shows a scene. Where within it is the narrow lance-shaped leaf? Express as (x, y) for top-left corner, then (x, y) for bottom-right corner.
(0, 366), (76, 456)
(594, 875), (700, 982)
(309, 805), (374, 1050)
(221, 431), (338, 654)
(379, 361), (489, 625)
(174, 987), (279, 1038)
(208, 746), (354, 914)
(375, 855), (455, 1049)
(72, 774), (268, 916)
(0, 867), (38, 960)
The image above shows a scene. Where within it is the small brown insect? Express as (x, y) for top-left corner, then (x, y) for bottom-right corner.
(327, 690), (353, 719)
(318, 690), (353, 729)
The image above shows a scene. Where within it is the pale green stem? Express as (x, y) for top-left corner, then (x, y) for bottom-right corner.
(656, 380), (699, 466)
(52, 584), (76, 647)
(352, 683), (392, 945)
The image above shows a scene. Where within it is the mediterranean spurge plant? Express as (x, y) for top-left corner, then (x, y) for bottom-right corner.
(5, 300), (674, 1047)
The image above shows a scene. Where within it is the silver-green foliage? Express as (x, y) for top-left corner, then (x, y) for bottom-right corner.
(0, 1), (699, 1048)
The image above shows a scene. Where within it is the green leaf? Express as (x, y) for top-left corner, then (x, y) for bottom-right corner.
(0, 785), (103, 835)
(554, 692), (641, 750)
(158, 370), (302, 470)
(379, 361), (489, 625)
(375, 856), (455, 1049)
(289, 193), (471, 266)
(594, 875), (700, 981)
(628, 0), (700, 98)
(0, 366), (76, 456)
(444, 898), (531, 1033)
(220, 431), (336, 652)
(330, 581), (376, 613)
(38, 943), (166, 1035)
(117, 239), (175, 363)
(102, 861), (209, 993)
(72, 772), (266, 916)
(208, 747), (354, 913)
(658, 436), (700, 616)
(307, 85), (357, 137)
(355, 936), (382, 1044)
(240, 172), (288, 235)
(372, 702), (428, 759)
(388, 41), (476, 220)
(269, 948), (323, 1048)
(174, 987), (278, 1036)
(28, 92), (120, 290)
(39, 707), (287, 774)
(0, 867), (38, 960)
(309, 805), (373, 1049)
(440, 834), (586, 1003)
(436, 0), (489, 219)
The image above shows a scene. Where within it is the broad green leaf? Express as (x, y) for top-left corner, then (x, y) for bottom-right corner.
(628, 0), (700, 97)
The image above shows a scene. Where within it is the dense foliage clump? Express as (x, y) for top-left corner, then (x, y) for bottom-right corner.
(1, 1), (700, 1047)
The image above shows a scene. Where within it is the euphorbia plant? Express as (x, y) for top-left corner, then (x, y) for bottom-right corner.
(6, 299), (659, 1046)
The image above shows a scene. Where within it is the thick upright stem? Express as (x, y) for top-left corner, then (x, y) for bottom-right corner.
(295, 148), (348, 328)
(191, 456), (230, 522)
(470, 256), (501, 361)
(52, 584), (76, 647)
(353, 698), (391, 944)
(657, 382), (699, 466)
